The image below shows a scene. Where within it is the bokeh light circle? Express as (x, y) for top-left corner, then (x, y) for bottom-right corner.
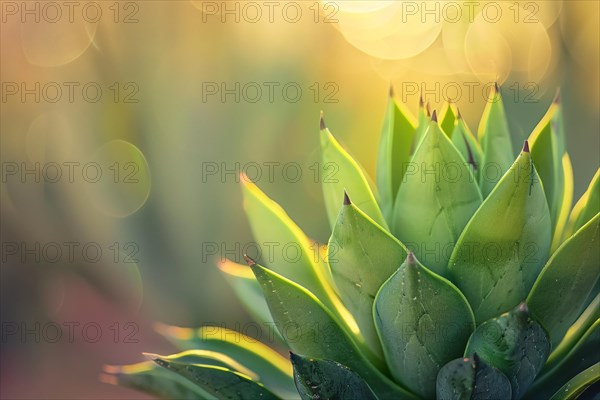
(20, 5), (98, 67)
(334, 1), (443, 60)
(26, 112), (73, 163)
(464, 2), (552, 84)
(84, 140), (151, 218)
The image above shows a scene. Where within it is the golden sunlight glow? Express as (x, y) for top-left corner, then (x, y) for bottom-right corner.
(20, 12), (97, 67)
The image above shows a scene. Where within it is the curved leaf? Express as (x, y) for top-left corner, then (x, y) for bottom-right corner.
(328, 194), (407, 358)
(241, 179), (355, 335)
(217, 258), (274, 326)
(374, 252), (475, 398)
(153, 324), (295, 398)
(392, 116), (482, 276)
(248, 258), (419, 400)
(527, 214), (600, 348)
(376, 89), (417, 222)
(451, 112), (483, 182)
(290, 352), (377, 400)
(545, 294), (600, 369)
(548, 363), (600, 400)
(436, 354), (512, 400)
(552, 153), (574, 251)
(478, 84), (515, 197)
(320, 116), (387, 230)
(564, 169), (600, 240)
(148, 355), (279, 400)
(146, 350), (260, 379)
(530, 319), (599, 398)
(528, 95), (567, 234)
(465, 303), (551, 399)
(448, 143), (552, 323)
(101, 361), (211, 399)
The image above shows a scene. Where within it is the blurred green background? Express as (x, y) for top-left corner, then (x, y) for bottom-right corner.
(1, 1), (598, 398)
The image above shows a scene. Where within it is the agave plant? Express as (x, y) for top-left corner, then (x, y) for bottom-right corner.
(104, 86), (599, 399)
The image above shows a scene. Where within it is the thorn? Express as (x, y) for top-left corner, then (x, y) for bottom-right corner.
(389, 84), (394, 98)
(425, 102), (431, 117)
(494, 81), (500, 93)
(243, 254), (256, 266)
(457, 107), (462, 120)
(407, 251), (416, 264)
(553, 88), (560, 104)
(523, 140), (530, 153)
(142, 352), (160, 361)
(518, 302), (529, 314)
(431, 110), (438, 123)
(289, 351), (300, 363)
(239, 172), (250, 184)
(319, 111), (326, 130)
(419, 95), (424, 108)
(343, 191), (351, 205)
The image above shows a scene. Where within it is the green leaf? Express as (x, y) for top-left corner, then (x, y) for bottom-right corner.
(436, 354), (512, 400)
(101, 361), (212, 399)
(439, 101), (457, 138)
(320, 115), (388, 230)
(145, 350), (263, 379)
(531, 318), (599, 398)
(528, 95), (567, 235)
(374, 252), (476, 399)
(248, 258), (419, 400)
(217, 258), (274, 327)
(545, 293), (599, 369)
(465, 303), (551, 399)
(148, 355), (279, 400)
(392, 116), (482, 276)
(530, 318), (599, 399)
(154, 324), (296, 398)
(412, 98), (431, 151)
(241, 179), (351, 330)
(527, 214), (600, 348)
(451, 112), (483, 182)
(551, 153), (574, 252)
(328, 194), (407, 358)
(566, 169), (600, 239)
(478, 84), (515, 197)
(290, 352), (377, 400)
(448, 144), (552, 323)
(548, 363), (600, 400)
(376, 89), (417, 222)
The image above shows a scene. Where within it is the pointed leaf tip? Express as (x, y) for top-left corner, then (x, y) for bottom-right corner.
(319, 112), (326, 130)
(389, 85), (394, 97)
(426, 102), (431, 117)
(553, 88), (560, 104)
(518, 302), (529, 314)
(419, 95), (424, 108)
(142, 352), (160, 361)
(494, 82), (500, 93)
(523, 140), (530, 153)
(343, 191), (351, 205)
(431, 110), (438, 122)
(243, 254), (256, 266)
(406, 251), (416, 264)
(457, 107), (462, 120)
